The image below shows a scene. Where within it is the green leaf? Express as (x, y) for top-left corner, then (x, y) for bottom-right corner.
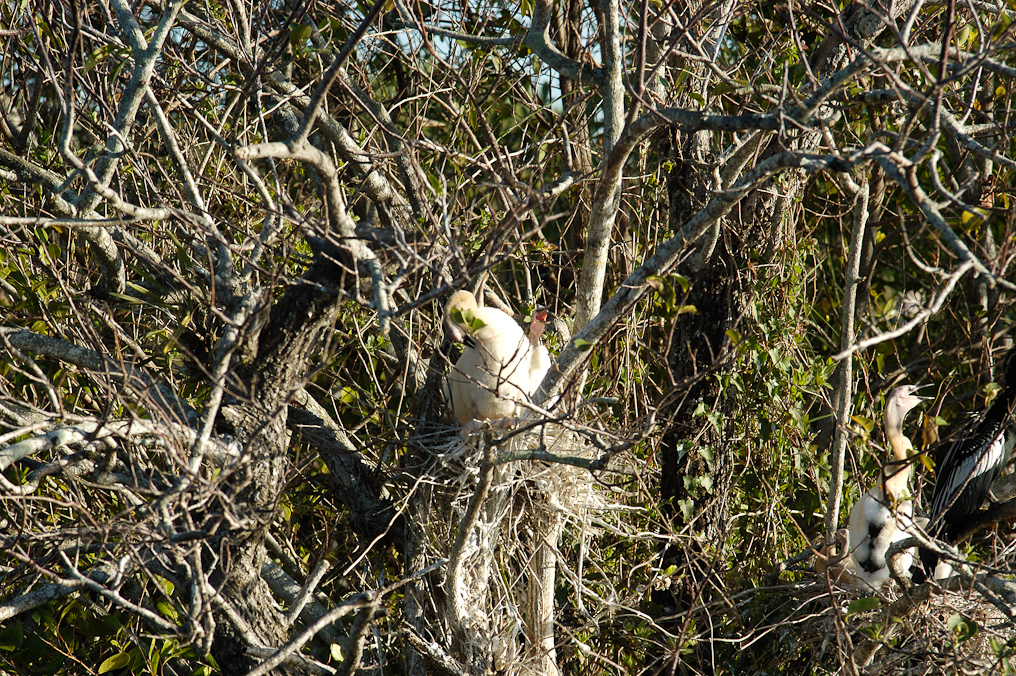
(99, 653), (131, 673)
(289, 24), (313, 47)
(846, 597), (881, 615)
(574, 338), (592, 351)
(677, 498), (695, 521)
(155, 600), (179, 621)
(153, 575), (175, 595)
(85, 44), (117, 72)
(712, 81), (735, 97)
(449, 308), (485, 334)
(698, 446), (714, 466)
(330, 643), (345, 662)
(850, 415), (875, 434)
(0, 621), (23, 651)
(960, 208), (988, 227)
(947, 614), (977, 642)
(647, 275), (676, 311)
(956, 24), (972, 48)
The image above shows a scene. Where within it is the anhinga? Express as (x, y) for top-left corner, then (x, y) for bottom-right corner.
(918, 350), (1016, 577)
(848, 385), (930, 590)
(444, 291), (547, 425)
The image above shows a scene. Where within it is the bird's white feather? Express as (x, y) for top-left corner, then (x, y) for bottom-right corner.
(848, 488), (917, 590)
(445, 292), (550, 425)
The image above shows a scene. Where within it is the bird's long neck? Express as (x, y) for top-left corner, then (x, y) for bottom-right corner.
(997, 376), (1016, 415)
(883, 408), (914, 500)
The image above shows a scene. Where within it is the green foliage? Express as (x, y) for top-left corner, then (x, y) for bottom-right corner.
(847, 597), (882, 615)
(450, 307), (487, 334)
(4, 0), (1016, 671)
(0, 599), (214, 676)
(947, 614), (978, 643)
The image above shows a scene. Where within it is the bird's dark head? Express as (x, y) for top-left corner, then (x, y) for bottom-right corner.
(1001, 347), (1016, 385)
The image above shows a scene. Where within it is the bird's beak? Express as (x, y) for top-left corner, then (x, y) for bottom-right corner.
(913, 384), (934, 401)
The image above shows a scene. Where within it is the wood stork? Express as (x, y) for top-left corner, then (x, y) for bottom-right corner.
(918, 350), (1016, 577)
(444, 291), (545, 425)
(848, 384), (930, 590)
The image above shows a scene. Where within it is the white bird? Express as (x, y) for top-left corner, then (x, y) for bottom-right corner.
(848, 385), (930, 590)
(444, 291), (544, 426)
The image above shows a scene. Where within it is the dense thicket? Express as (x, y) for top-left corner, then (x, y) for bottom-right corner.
(2, 0), (1016, 672)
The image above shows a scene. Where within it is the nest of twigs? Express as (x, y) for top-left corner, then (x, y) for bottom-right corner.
(411, 417), (618, 671)
(741, 560), (1016, 674)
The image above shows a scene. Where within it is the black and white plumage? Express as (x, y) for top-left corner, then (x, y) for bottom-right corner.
(919, 350), (1016, 575)
(848, 385), (929, 590)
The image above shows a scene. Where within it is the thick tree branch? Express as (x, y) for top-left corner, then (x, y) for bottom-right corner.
(826, 176), (869, 539)
(525, 0), (604, 84)
(574, 0), (625, 333)
(1, 328), (194, 422)
(539, 151), (854, 402)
